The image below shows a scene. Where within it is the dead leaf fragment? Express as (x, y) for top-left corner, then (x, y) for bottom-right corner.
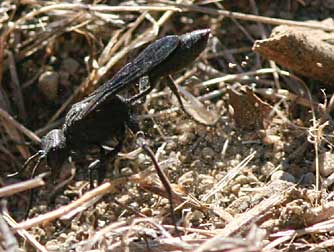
(228, 87), (272, 130)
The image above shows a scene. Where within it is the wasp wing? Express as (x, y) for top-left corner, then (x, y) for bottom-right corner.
(80, 35), (180, 118)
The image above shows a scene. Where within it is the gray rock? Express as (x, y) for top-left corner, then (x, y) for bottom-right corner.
(301, 172), (316, 185)
(38, 71), (59, 101)
(271, 170), (296, 183)
(61, 57), (80, 75)
(201, 147), (215, 160)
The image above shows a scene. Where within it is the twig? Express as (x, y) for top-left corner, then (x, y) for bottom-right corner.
(7, 50), (26, 120)
(14, 178), (129, 230)
(168, 2), (334, 31)
(0, 202), (18, 252)
(0, 108), (40, 143)
(2, 203), (48, 252)
(0, 175), (46, 198)
(266, 219), (334, 250)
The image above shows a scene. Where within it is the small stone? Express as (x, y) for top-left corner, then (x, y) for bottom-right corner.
(59, 70), (70, 86)
(190, 160), (202, 169)
(230, 183), (241, 194)
(45, 241), (60, 252)
(214, 161), (224, 169)
(323, 172), (334, 188)
(261, 162), (276, 177)
(317, 152), (334, 176)
(58, 233), (67, 242)
(137, 153), (149, 166)
(178, 132), (194, 145)
(301, 172), (316, 185)
(271, 170), (296, 183)
(235, 175), (249, 185)
(61, 57), (80, 75)
(38, 71), (59, 101)
(54, 195), (70, 205)
(263, 134), (280, 145)
(201, 147), (215, 160)
(141, 207), (153, 216)
(165, 141), (177, 151)
(188, 210), (204, 225)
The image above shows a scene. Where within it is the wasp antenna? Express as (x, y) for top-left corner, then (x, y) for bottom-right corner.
(25, 153), (46, 219)
(31, 154), (46, 179)
(6, 151), (43, 178)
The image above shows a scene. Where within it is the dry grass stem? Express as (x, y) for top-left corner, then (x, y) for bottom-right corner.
(0, 175), (45, 198)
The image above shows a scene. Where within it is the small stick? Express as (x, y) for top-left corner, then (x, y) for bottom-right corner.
(2, 202), (48, 252)
(0, 108), (40, 143)
(14, 177), (130, 230)
(0, 174), (46, 198)
(170, 2), (334, 31)
(0, 201), (19, 252)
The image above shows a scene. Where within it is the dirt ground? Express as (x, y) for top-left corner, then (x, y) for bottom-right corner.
(1, 1), (334, 252)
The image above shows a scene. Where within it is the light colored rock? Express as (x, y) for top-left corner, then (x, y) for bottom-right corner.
(318, 152), (334, 177)
(271, 170), (296, 183)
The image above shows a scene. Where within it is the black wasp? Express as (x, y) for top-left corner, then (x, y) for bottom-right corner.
(11, 29), (210, 206)
(18, 28), (211, 183)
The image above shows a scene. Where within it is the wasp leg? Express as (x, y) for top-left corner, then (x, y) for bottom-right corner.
(165, 76), (189, 115)
(88, 159), (100, 189)
(98, 140), (124, 185)
(127, 115), (140, 134)
(127, 75), (155, 104)
(136, 132), (178, 234)
(88, 139), (124, 188)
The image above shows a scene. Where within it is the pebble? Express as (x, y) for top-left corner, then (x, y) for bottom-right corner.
(301, 172), (316, 185)
(45, 242), (60, 252)
(59, 70), (70, 86)
(317, 152), (334, 177)
(230, 183), (241, 194)
(260, 162), (276, 177)
(141, 207), (153, 216)
(38, 70), (59, 101)
(61, 57), (80, 75)
(201, 147), (215, 160)
(178, 132), (194, 145)
(214, 161), (225, 170)
(137, 153), (149, 167)
(235, 175), (249, 185)
(271, 170), (296, 183)
(323, 172), (334, 188)
(190, 160), (202, 169)
(165, 141), (177, 151)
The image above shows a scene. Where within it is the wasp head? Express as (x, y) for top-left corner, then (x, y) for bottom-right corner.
(41, 129), (69, 177)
